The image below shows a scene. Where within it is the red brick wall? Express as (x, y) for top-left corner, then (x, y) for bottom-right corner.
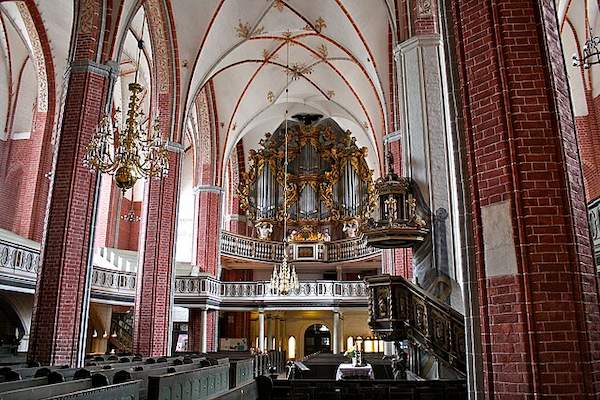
(0, 110), (50, 242)
(188, 309), (218, 353)
(116, 198), (141, 251)
(188, 309), (201, 353)
(220, 311), (250, 342)
(221, 269), (253, 281)
(194, 190), (222, 276)
(133, 149), (181, 357)
(411, 0), (437, 35)
(28, 68), (111, 366)
(206, 310), (216, 352)
(447, 0), (600, 397)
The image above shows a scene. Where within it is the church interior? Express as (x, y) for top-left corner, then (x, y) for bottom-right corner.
(0, 0), (599, 399)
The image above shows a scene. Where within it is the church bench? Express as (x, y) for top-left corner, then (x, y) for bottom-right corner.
(0, 378), (93, 400)
(146, 363), (230, 400)
(228, 359), (253, 390)
(0, 377), (47, 393)
(128, 359), (208, 400)
(0, 358), (200, 395)
(43, 380), (140, 400)
(2, 356), (196, 382)
(271, 379), (467, 400)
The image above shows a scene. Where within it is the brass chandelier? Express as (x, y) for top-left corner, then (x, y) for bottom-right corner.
(270, 32), (299, 296)
(84, 19), (169, 192)
(573, 27), (600, 69)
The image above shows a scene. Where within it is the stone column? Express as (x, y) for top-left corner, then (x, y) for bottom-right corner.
(258, 310), (265, 352)
(200, 309), (208, 353)
(336, 265), (343, 281)
(133, 146), (182, 357)
(266, 315), (274, 350)
(332, 311), (341, 354)
(445, 0), (600, 396)
(394, 34), (456, 305)
(28, 59), (117, 366)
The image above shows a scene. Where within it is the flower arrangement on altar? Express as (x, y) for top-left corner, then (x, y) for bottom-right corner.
(344, 346), (357, 359)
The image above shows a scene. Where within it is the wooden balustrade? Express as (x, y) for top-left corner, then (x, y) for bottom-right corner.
(366, 275), (466, 374)
(220, 231), (380, 263)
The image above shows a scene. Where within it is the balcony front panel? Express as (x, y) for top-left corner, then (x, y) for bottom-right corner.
(220, 231), (381, 264)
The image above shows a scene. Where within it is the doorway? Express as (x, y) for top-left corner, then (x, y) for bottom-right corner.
(304, 324), (331, 355)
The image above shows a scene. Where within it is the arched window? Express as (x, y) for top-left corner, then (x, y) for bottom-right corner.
(347, 336), (354, 350)
(288, 336), (296, 359)
(364, 337), (374, 353)
(355, 336), (363, 351)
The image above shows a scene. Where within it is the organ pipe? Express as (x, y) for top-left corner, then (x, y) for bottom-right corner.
(238, 116), (376, 238)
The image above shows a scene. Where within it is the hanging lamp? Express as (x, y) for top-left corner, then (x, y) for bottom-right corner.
(83, 18), (169, 192)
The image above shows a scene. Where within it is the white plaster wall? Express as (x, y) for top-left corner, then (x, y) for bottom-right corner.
(396, 35), (460, 308)
(176, 149), (195, 263)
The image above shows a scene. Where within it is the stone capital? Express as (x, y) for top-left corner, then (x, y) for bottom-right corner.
(393, 33), (442, 62)
(193, 185), (224, 194)
(70, 60), (119, 78)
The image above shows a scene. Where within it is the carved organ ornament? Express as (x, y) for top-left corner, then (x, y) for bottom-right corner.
(239, 115), (376, 241)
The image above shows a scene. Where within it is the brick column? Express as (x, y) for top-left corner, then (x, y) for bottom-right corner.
(189, 308), (218, 353)
(188, 308), (202, 353)
(193, 186), (223, 276)
(133, 148), (181, 357)
(446, 0), (600, 397)
(28, 61), (115, 367)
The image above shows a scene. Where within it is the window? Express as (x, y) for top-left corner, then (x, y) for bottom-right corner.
(288, 336), (296, 359)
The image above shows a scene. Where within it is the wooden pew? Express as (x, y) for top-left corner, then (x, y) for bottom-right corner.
(271, 379), (467, 400)
(147, 363), (230, 400)
(228, 359), (253, 390)
(0, 358), (203, 396)
(44, 381), (140, 400)
(0, 378), (93, 400)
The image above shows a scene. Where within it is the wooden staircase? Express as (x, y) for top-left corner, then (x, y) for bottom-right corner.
(366, 274), (466, 377)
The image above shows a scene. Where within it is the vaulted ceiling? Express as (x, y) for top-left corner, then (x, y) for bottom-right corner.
(6, 0), (397, 182)
(171, 0), (395, 177)
(557, 0), (600, 116)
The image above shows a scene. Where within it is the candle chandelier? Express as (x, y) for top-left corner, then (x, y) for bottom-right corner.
(573, 27), (600, 69)
(270, 32), (299, 296)
(83, 19), (169, 192)
(120, 186), (141, 223)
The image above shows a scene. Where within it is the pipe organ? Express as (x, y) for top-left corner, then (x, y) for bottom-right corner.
(239, 115), (375, 241)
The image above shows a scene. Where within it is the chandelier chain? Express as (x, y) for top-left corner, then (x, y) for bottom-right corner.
(270, 30), (299, 296)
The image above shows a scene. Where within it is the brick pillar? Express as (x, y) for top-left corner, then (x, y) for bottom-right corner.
(132, 148), (181, 357)
(27, 62), (115, 367)
(188, 308), (202, 353)
(193, 186), (223, 276)
(188, 309), (218, 353)
(446, 0), (600, 397)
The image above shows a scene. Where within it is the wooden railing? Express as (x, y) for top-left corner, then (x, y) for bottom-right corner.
(0, 237), (39, 277)
(0, 235), (370, 307)
(366, 275), (466, 374)
(174, 277), (368, 304)
(220, 231), (381, 263)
